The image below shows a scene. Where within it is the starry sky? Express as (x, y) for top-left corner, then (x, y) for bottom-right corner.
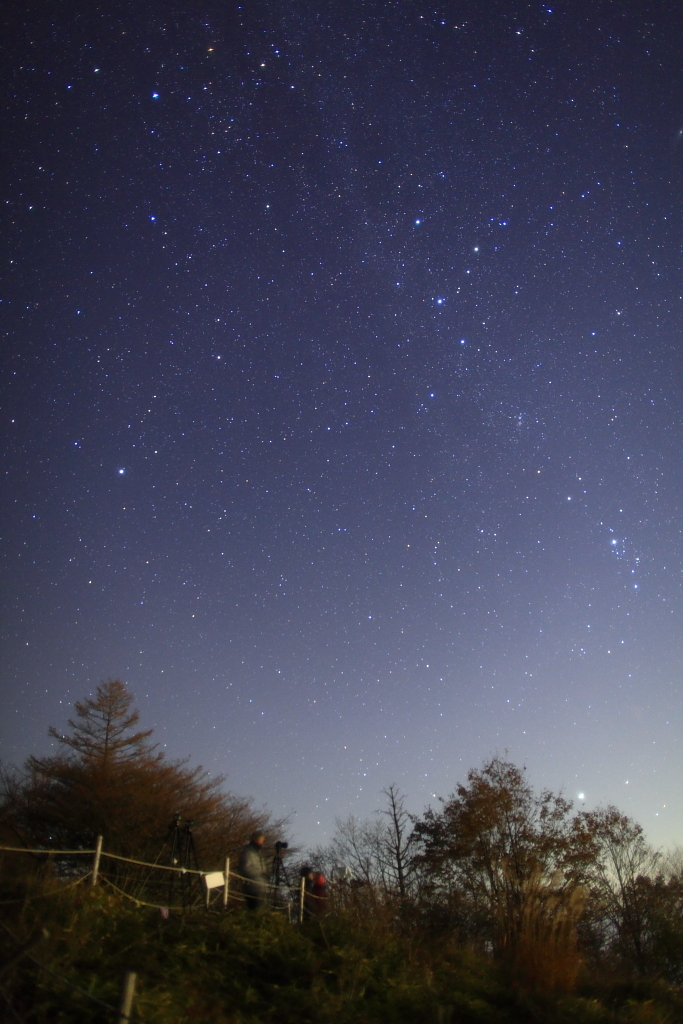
(2, 1), (682, 852)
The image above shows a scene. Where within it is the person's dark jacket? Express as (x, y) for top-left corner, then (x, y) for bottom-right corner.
(238, 841), (268, 906)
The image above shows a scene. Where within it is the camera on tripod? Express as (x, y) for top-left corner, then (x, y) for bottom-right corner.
(274, 840), (288, 852)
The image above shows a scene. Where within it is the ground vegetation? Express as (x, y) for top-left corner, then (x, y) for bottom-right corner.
(1, 686), (681, 1021)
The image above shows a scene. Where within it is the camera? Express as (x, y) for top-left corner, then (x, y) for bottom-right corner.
(274, 840), (289, 852)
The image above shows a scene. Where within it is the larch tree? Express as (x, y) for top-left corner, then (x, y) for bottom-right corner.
(48, 678), (156, 768)
(3, 680), (282, 868)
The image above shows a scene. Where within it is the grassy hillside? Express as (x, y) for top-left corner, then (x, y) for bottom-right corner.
(1, 870), (681, 1023)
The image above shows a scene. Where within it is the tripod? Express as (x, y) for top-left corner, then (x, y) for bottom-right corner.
(271, 841), (291, 912)
(165, 815), (201, 909)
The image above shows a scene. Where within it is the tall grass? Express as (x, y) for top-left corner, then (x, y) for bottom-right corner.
(0, 866), (681, 1023)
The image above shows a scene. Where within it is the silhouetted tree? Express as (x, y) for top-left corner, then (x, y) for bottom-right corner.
(2, 680), (281, 870)
(48, 678), (155, 766)
(575, 805), (660, 974)
(640, 850), (683, 984)
(377, 784), (416, 901)
(412, 756), (591, 968)
(312, 789), (414, 896)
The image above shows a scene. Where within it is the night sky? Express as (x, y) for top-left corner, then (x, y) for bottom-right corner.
(2, 1), (682, 852)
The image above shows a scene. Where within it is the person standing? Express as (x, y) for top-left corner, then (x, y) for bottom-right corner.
(300, 865), (328, 917)
(311, 870), (328, 914)
(238, 832), (269, 911)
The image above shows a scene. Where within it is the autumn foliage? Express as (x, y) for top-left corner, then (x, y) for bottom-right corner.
(1, 680), (279, 867)
(1, 684), (682, 1022)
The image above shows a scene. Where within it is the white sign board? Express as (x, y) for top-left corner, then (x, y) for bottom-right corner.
(204, 871), (225, 890)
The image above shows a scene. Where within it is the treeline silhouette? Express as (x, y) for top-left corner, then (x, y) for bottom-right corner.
(1, 680), (681, 1022)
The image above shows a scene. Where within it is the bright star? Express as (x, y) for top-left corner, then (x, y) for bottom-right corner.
(118, 468), (126, 475)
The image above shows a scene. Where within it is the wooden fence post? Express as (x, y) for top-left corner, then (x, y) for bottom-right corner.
(223, 857), (230, 909)
(299, 874), (306, 923)
(91, 835), (103, 887)
(117, 970), (136, 1023)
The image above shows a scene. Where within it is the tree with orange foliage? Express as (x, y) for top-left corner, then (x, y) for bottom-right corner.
(2, 680), (281, 870)
(412, 756), (593, 991)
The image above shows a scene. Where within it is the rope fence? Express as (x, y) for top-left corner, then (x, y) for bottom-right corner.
(0, 846), (98, 856)
(0, 842), (330, 917)
(99, 876), (188, 912)
(100, 850), (205, 874)
(0, 875), (90, 907)
(0, 842), (332, 1021)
